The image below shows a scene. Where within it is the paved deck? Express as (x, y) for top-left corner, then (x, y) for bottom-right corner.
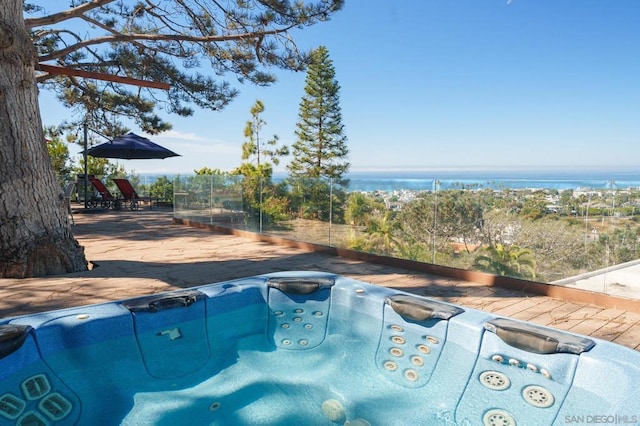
(2, 208), (639, 351)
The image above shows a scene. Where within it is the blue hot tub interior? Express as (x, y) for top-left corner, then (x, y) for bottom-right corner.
(1, 271), (639, 425)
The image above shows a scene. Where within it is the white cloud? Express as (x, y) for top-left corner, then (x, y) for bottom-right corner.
(169, 140), (237, 154)
(152, 130), (207, 142)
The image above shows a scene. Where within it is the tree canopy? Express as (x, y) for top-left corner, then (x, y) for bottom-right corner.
(27, 0), (344, 136)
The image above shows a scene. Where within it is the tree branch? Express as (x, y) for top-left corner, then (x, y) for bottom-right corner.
(36, 64), (170, 90)
(38, 28), (294, 62)
(25, 0), (116, 29)
(80, 13), (151, 54)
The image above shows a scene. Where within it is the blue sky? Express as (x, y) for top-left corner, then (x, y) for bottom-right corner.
(38, 1), (640, 174)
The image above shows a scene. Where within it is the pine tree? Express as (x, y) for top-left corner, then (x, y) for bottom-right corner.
(237, 100), (289, 180)
(288, 46), (349, 179)
(234, 100), (289, 230)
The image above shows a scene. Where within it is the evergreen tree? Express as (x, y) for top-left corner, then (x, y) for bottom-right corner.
(234, 100), (290, 230)
(288, 46), (349, 179)
(236, 100), (289, 180)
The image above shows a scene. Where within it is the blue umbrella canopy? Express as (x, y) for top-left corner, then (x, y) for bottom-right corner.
(84, 132), (180, 160)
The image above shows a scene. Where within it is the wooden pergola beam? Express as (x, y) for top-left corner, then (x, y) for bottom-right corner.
(37, 64), (170, 90)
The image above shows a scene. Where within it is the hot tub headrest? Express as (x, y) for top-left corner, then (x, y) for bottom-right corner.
(267, 277), (335, 295)
(386, 295), (464, 322)
(123, 290), (205, 312)
(0, 324), (31, 360)
(485, 318), (595, 355)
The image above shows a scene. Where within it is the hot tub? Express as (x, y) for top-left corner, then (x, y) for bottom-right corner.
(1, 272), (639, 425)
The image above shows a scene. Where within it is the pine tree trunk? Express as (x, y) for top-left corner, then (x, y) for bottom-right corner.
(0, 2), (87, 277)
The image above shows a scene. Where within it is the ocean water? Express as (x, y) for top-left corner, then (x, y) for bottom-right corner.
(337, 169), (640, 192)
(140, 167), (640, 192)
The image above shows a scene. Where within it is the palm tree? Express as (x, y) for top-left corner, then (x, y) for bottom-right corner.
(473, 244), (537, 280)
(365, 213), (397, 255)
(346, 212), (397, 256)
(345, 192), (383, 226)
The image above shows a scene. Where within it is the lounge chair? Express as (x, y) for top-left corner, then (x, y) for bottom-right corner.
(63, 182), (76, 225)
(113, 178), (155, 210)
(88, 177), (118, 209)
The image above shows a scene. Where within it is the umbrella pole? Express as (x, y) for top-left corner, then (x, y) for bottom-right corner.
(83, 122), (89, 209)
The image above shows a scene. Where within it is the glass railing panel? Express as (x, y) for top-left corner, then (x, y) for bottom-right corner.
(258, 177), (335, 245)
(173, 174), (243, 225)
(171, 174), (640, 300)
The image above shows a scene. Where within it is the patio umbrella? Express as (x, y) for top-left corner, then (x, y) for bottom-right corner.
(84, 132), (180, 160)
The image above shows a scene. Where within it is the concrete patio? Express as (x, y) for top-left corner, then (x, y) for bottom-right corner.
(1, 208), (639, 351)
